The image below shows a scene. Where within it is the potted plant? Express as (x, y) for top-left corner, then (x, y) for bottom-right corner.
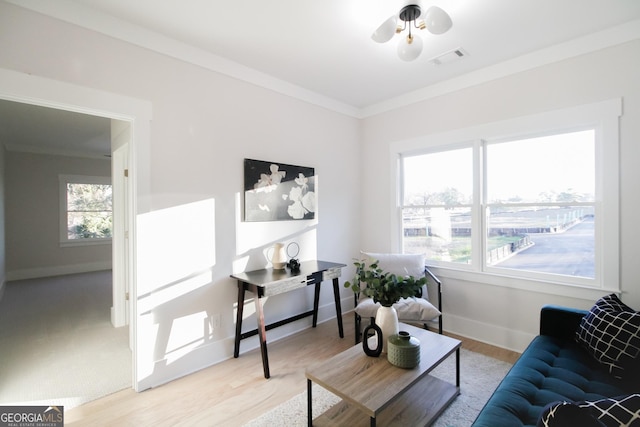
(344, 259), (426, 306)
(344, 258), (427, 351)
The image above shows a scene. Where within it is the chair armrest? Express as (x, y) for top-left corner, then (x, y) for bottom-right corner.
(425, 266), (443, 334)
(539, 305), (588, 339)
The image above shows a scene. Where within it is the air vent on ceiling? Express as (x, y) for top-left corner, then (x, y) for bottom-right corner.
(430, 48), (468, 65)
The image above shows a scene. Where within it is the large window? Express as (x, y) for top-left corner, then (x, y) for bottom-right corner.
(59, 175), (112, 246)
(485, 131), (595, 279)
(395, 99), (621, 290)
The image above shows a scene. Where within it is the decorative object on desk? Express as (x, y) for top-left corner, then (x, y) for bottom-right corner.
(286, 242), (301, 271)
(270, 242), (287, 270)
(244, 158), (316, 222)
(362, 323), (383, 357)
(387, 331), (421, 368)
(345, 258), (427, 352)
(286, 258), (300, 272)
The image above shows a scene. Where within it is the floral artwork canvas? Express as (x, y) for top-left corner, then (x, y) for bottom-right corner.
(244, 158), (316, 221)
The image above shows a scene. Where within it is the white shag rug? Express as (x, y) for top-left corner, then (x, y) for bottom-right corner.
(243, 348), (512, 427)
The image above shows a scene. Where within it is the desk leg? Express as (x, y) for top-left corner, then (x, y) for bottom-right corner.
(255, 296), (270, 379)
(456, 347), (460, 388)
(234, 282), (245, 358)
(332, 278), (344, 338)
(307, 379), (313, 427)
(312, 282), (321, 328)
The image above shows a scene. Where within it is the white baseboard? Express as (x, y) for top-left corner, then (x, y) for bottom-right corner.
(443, 312), (535, 353)
(6, 261), (112, 281)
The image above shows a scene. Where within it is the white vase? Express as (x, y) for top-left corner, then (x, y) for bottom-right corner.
(375, 305), (399, 353)
(271, 242), (287, 270)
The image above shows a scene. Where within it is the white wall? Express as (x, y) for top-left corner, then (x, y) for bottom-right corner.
(361, 40), (640, 351)
(5, 151), (112, 280)
(0, 2), (360, 389)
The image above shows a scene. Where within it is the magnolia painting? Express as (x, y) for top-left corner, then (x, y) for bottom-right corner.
(244, 158), (316, 222)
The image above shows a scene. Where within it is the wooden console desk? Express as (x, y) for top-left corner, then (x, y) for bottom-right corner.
(231, 260), (346, 378)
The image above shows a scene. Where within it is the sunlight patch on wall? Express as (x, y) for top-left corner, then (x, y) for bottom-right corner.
(137, 198), (216, 295)
(164, 311), (209, 365)
(136, 198), (216, 375)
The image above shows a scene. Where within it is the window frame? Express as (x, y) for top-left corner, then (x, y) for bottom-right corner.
(390, 99), (621, 297)
(59, 174), (113, 247)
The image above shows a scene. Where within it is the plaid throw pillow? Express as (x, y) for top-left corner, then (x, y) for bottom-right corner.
(575, 294), (640, 379)
(538, 394), (640, 427)
(579, 394), (640, 426)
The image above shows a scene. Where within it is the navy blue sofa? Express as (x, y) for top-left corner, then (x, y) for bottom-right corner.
(472, 305), (638, 427)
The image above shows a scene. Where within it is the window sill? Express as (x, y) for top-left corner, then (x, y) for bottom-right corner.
(427, 265), (619, 302)
(60, 239), (112, 248)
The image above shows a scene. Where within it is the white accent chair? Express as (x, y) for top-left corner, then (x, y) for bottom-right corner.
(353, 252), (443, 344)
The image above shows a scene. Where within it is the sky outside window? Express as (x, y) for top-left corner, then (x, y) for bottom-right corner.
(487, 130), (595, 203)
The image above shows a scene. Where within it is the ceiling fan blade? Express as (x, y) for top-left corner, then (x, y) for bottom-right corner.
(371, 15), (398, 43)
(423, 6), (452, 35)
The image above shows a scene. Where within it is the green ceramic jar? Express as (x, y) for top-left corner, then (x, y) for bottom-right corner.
(387, 331), (421, 368)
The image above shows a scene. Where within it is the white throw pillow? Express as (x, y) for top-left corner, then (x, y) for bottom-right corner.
(355, 297), (441, 322)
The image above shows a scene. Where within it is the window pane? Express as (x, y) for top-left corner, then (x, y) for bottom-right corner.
(403, 148), (473, 206)
(67, 212), (113, 239)
(66, 182), (112, 240)
(487, 130), (594, 203)
(402, 206), (472, 264)
(67, 183), (112, 211)
(487, 206), (594, 278)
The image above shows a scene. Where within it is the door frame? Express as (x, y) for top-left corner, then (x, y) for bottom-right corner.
(0, 67), (152, 391)
(111, 139), (130, 332)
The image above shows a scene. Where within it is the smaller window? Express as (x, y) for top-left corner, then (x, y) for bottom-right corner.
(401, 147), (474, 264)
(59, 175), (112, 246)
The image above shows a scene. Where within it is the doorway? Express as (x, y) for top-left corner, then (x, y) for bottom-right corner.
(0, 66), (152, 393)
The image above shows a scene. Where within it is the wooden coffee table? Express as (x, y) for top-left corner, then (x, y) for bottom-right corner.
(305, 323), (461, 426)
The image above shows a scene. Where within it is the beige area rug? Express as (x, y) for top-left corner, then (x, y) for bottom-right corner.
(0, 271), (132, 410)
(243, 348), (512, 427)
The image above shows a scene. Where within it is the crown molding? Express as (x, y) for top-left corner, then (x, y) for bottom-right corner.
(7, 1), (640, 120)
(361, 19), (640, 117)
(6, 0), (361, 118)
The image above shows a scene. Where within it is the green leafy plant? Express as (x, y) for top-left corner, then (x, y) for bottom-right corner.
(344, 259), (426, 307)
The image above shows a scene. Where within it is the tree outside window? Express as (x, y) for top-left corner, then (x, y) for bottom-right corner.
(60, 175), (112, 245)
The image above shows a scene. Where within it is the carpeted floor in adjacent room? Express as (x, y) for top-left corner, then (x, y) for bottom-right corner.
(0, 271), (131, 409)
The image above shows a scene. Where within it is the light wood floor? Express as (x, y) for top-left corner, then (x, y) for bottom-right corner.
(65, 316), (519, 426)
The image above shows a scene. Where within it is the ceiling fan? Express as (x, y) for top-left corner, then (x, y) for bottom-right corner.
(372, 3), (453, 61)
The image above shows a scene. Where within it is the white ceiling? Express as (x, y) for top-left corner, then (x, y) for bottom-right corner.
(0, 99), (112, 158)
(2, 0), (640, 155)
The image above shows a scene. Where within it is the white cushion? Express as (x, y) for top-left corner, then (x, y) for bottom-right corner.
(355, 296), (441, 322)
(361, 252), (428, 299)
